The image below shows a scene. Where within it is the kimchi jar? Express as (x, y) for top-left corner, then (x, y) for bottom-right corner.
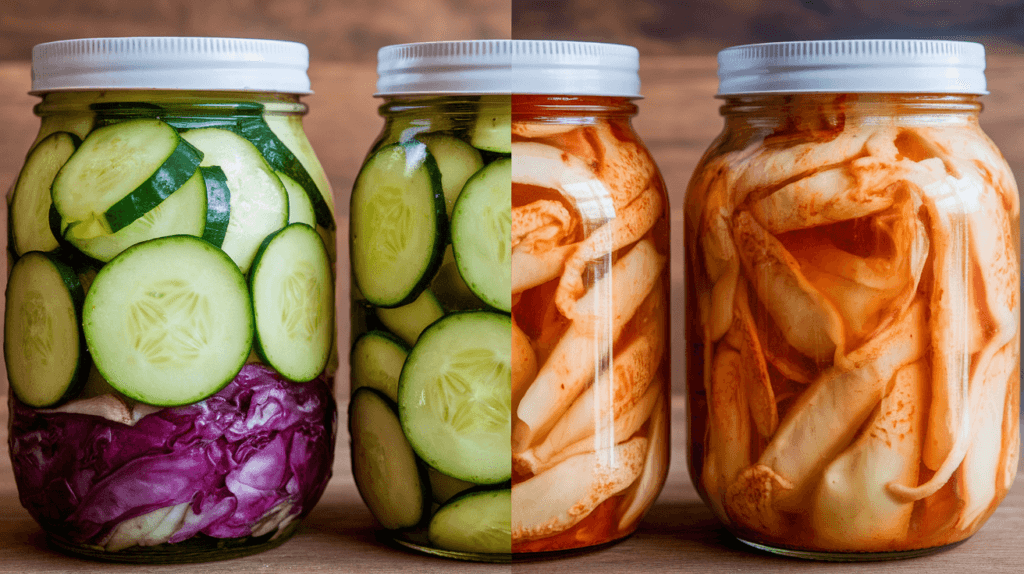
(348, 40), (669, 561)
(685, 39), (1020, 559)
(5, 38), (337, 563)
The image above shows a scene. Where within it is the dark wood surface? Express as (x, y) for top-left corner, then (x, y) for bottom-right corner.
(510, 0), (1024, 57)
(0, 0), (511, 61)
(1, 57), (1023, 572)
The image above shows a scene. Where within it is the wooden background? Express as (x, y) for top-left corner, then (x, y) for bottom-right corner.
(2, 1), (1024, 571)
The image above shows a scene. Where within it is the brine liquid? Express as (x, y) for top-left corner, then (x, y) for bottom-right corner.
(685, 99), (1020, 554)
(511, 95), (671, 552)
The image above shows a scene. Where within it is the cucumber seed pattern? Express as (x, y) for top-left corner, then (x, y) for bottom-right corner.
(495, 207), (511, 263)
(19, 291), (53, 366)
(279, 261), (324, 340)
(369, 185), (413, 266)
(428, 348), (511, 435)
(467, 519), (512, 550)
(128, 279), (212, 366)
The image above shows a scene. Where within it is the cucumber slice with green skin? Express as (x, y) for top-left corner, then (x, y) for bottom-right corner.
(4, 251), (90, 407)
(350, 387), (430, 530)
(428, 488), (511, 554)
(31, 112), (93, 151)
(163, 101), (264, 132)
(350, 142), (447, 308)
(375, 105), (456, 150)
(63, 170), (208, 262)
(451, 158), (512, 312)
(415, 133), (484, 218)
(89, 102), (164, 130)
(249, 223), (334, 382)
(47, 205), (104, 270)
(351, 330), (408, 402)
(236, 116), (335, 230)
(199, 166), (231, 248)
(52, 118), (204, 234)
(277, 171), (316, 226)
(426, 466), (476, 505)
(263, 113), (335, 219)
(398, 311), (511, 485)
(375, 289), (445, 347)
(181, 127), (289, 273)
(430, 246), (485, 311)
(83, 235), (253, 406)
(10, 131), (79, 256)
(470, 96), (511, 154)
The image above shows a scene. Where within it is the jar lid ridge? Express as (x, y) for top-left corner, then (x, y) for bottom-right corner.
(375, 40), (641, 97)
(31, 37), (311, 94)
(717, 39), (987, 95)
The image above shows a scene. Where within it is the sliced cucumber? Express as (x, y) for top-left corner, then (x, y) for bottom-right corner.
(63, 170), (208, 262)
(31, 112), (93, 150)
(375, 289), (444, 347)
(249, 223), (334, 382)
(426, 466), (476, 505)
(181, 127), (289, 273)
(199, 166), (231, 248)
(163, 102), (262, 132)
(277, 171), (316, 226)
(351, 330), (409, 402)
(430, 246), (486, 311)
(90, 101), (163, 128)
(52, 118), (204, 234)
(376, 106), (455, 149)
(398, 311), (511, 484)
(349, 142), (446, 308)
(428, 488), (511, 554)
(236, 116), (334, 230)
(4, 251), (90, 407)
(47, 205), (103, 270)
(263, 113), (336, 220)
(82, 235), (253, 406)
(416, 133), (484, 217)
(350, 387), (429, 530)
(451, 158), (511, 312)
(470, 96), (511, 153)
(10, 131), (79, 256)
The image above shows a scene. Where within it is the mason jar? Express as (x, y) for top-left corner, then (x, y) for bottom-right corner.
(5, 37), (338, 563)
(684, 39), (1020, 559)
(347, 40), (670, 561)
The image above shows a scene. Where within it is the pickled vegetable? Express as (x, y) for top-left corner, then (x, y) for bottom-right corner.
(685, 99), (1020, 553)
(6, 94), (337, 555)
(510, 95), (671, 553)
(348, 97), (514, 557)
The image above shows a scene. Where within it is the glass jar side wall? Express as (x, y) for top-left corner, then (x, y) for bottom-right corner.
(6, 90), (338, 563)
(683, 93), (1020, 556)
(346, 94), (671, 560)
(348, 95), (515, 561)
(510, 95), (671, 554)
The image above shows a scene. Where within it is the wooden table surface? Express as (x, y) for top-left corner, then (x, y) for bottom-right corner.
(1, 57), (1023, 572)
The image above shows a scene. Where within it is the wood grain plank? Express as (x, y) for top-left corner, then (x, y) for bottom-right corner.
(0, 0), (511, 61)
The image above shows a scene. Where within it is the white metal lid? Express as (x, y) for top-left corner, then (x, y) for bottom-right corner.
(375, 40), (641, 97)
(31, 37), (312, 94)
(717, 39), (987, 95)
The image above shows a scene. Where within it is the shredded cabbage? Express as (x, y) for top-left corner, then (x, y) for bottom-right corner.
(8, 364), (336, 549)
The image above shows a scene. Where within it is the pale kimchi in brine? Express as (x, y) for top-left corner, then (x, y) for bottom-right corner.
(685, 94), (1020, 553)
(511, 95), (671, 553)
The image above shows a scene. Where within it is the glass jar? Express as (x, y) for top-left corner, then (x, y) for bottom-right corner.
(348, 40), (670, 561)
(685, 39), (1020, 560)
(5, 37), (338, 563)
